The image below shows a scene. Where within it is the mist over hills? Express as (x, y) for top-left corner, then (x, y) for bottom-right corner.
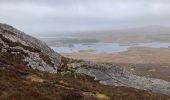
(68, 25), (170, 35)
(33, 25), (170, 37)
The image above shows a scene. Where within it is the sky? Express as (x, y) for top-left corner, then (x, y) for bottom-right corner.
(0, 0), (170, 34)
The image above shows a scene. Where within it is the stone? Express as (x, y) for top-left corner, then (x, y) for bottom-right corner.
(0, 23), (61, 73)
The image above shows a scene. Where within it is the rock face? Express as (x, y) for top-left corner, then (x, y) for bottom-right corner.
(0, 23), (61, 73)
(69, 61), (170, 95)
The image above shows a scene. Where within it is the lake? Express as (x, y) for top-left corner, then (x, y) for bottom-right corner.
(50, 42), (170, 53)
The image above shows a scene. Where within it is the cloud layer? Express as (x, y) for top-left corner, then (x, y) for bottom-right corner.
(0, 0), (170, 33)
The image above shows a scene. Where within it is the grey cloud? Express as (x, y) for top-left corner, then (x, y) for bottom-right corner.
(0, 0), (170, 34)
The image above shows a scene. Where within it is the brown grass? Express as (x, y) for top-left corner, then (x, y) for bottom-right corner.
(0, 62), (169, 100)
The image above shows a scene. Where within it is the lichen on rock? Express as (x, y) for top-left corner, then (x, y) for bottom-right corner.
(0, 23), (61, 73)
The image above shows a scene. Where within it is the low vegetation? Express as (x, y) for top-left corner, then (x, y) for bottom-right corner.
(0, 61), (169, 100)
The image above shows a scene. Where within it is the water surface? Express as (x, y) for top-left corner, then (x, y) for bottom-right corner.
(51, 42), (170, 54)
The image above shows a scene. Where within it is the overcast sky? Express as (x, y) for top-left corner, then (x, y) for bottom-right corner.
(0, 0), (170, 34)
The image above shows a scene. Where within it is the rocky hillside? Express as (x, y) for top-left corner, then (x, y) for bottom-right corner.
(0, 23), (170, 100)
(0, 23), (61, 73)
(73, 62), (170, 95)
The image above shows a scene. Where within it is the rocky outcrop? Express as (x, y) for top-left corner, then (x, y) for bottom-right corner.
(66, 61), (170, 95)
(0, 23), (61, 73)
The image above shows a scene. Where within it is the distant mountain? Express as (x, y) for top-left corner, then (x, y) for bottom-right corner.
(118, 25), (170, 34)
(70, 25), (170, 36)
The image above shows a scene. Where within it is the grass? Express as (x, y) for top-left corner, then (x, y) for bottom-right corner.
(26, 75), (44, 83)
(95, 92), (111, 100)
(0, 59), (170, 100)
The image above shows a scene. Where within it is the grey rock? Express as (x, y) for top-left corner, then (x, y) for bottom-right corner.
(74, 61), (170, 95)
(0, 23), (61, 73)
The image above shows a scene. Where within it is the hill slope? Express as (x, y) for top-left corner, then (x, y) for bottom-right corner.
(0, 23), (61, 73)
(0, 23), (170, 100)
